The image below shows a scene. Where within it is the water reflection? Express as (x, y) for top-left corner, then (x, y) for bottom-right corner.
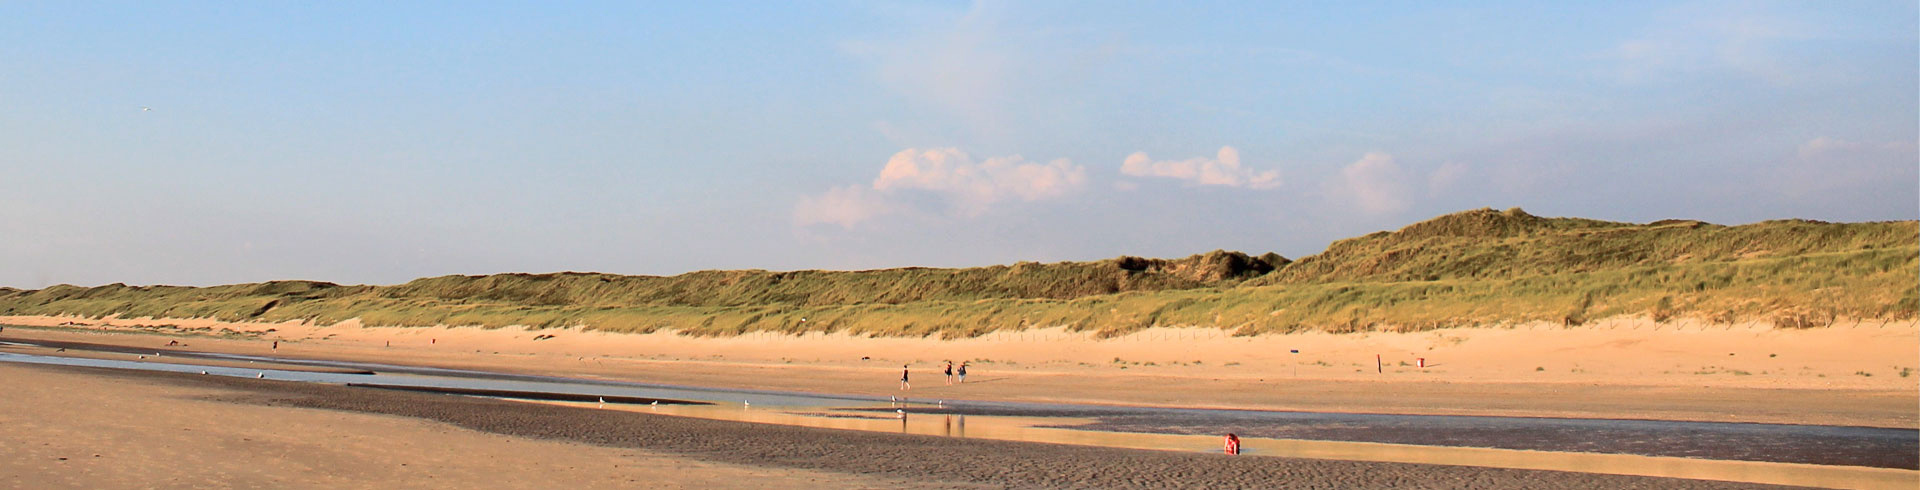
(543, 398), (1914, 490)
(2, 349), (1913, 490)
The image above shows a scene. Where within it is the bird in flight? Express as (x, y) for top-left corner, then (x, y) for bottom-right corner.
(141, 106), (151, 112)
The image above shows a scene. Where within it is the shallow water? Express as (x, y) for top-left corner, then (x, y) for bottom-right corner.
(2, 347), (1915, 489)
(867, 402), (1919, 469)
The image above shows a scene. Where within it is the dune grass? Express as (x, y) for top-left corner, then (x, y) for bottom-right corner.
(2, 208), (1912, 337)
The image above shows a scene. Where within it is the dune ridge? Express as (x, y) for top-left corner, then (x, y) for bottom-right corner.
(2, 207), (1912, 338)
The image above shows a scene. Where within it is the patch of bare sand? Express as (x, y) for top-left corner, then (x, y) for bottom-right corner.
(3, 314), (1914, 428)
(0, 363), (917, 489)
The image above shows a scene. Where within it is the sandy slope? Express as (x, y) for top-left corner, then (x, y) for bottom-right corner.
(2, 314), (1914, 429)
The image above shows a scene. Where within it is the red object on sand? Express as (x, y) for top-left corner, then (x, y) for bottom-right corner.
(1224, 434), (1241, 455)
(1417, 358), (1426, 368)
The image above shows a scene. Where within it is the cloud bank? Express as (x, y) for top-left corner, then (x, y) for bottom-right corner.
(796, 148), (1087, 228)
(1120, 146), (1280, 189)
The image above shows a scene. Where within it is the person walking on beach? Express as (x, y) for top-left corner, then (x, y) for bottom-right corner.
(944, 361), (954, 385)
(957, 362), (968, 383)
(900, 364), (912, 391)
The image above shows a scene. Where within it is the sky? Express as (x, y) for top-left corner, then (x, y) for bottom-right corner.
(1, 1), (1915, 288)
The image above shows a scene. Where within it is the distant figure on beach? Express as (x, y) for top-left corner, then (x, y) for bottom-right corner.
(944, 361), (954, 385)
(957, 362), (968, 383)
(900, 364), (911, 391)
(1224, 433), (1241, 455)
(166, 340), (180, 346)
(272, 341), (278, 350)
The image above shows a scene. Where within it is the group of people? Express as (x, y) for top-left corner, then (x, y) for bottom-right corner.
(899, 360), (968, 390)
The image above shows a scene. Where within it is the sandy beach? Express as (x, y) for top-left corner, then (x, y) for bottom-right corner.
(0, 362), (911, 489)
(4, 315), (1914, 487)
(1, 362), (1817, 489)
(3, 315), (1913, 429)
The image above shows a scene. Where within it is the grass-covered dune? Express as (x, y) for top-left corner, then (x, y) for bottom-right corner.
(3, 208), (1913, 338)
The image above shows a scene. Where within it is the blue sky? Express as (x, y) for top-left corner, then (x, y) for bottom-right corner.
(2, 1), (1914, 287)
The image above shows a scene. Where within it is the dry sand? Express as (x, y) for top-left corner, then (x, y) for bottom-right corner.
(3, 314), (1912, 428)
(0, 363), (910, 489)
(0, 363), (1805, 489)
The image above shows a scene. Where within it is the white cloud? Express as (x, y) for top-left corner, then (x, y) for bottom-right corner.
(1334, 152), (1411, 214)
(796, 147), (1087, 227)
(793, 185), (892, 229)
(874, 147), (1086, 215)
(1119, 146), (1281, 189)
(1428, 162), (1468, 195)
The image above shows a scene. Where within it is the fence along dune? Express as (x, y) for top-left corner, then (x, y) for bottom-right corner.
(2, 208), (1913, 338)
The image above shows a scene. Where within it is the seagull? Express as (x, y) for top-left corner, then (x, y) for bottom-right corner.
(199, 371), (208, 375)
(256, 372), (265, 378)
(896, 409), (906, 419)
(650, 400), (658, 406)
(598, 396), (606, 407)
(141, 106), (151, 112)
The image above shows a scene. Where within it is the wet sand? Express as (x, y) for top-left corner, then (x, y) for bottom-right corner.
(0, 362), (1805, 489)
(2, 319), (1912, 430)
(0, 363), (909, 489)
(0, 340), (375, 374)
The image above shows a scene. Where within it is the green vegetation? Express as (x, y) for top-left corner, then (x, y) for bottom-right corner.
(2, 208), (1913, 337)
